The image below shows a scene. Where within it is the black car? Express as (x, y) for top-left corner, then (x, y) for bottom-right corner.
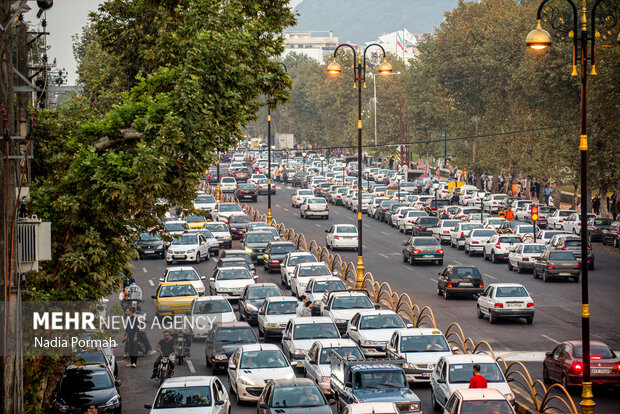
(205, 321), (258, 373)
(533, 250), (580, 282)
(51, 364), (121, 414)
(292, 172), (309, 187)
(586, 217), (613, 242)
(376, 200), (399, 221)
(601, 221), (620, 247)
(258, 378), (333, 414)
(134, 232), (165, 259)
(236, 183), (257, 202)
(436, 265), (484, 299)
(227, 213), (252, 240)
(411, 216), (440, 236)
(551, 235), (595, 269)
(219, 249), (255, 272)
(402, 236), (444, 265)
(214, 257), (255, 276)
(424, 199), (450, 216)
(242, 231), (276, 263)
(238, 283), (283, 323)
(385, 203), (405, 224)
(263, 241), (297, 273)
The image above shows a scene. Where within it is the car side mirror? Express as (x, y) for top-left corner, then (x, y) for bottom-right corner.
(402, 241), (407, 246)
(345, 382), (353, 388)
(545, 351), (552, 358)
(158, 277), (164, 282)
(144, 404), (152, 409)
(259, 403), (269, 410)
(309, 359), (317, 365)
(228, 363), (237, 370)
(215, 400), (225, 406)
(349, 326), (357, 331)
(328, 399), (336, 406)
(437, 378), (445, 384)
(406, 323), (414, 328)
(374, 304), (381, 310)
(324, 229), (329, 233)
(114, 380), (122, 387)
(283, 335), (290, 340)
(151, 295), (156, 299)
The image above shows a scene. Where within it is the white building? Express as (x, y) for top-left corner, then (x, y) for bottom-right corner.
(366, 28), (421, 62)
(283, 31), (340, 62)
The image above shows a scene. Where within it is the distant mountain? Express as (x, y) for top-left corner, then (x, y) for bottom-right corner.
(291, 0), (459, 44)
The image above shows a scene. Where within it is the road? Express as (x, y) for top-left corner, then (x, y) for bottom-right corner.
(111, 174), (620, 413)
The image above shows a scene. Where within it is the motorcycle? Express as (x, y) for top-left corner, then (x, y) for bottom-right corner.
(171, 330), (191, 366)
(156, 353), (175, 385)
(121, 284), (143, 313)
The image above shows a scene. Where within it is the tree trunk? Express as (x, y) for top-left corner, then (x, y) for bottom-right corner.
(600, 183), (609, 217)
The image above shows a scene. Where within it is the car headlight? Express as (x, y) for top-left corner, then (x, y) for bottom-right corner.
(321, 376), (330, 383)
(238, 376), (254, 386)
(224, 236), (231, 240)
(215, 354), (228, 360)
(103, 395), (120, 408)
(245, 303), (258, 311)
(187, 249), (196, 253)
(292, 349), (306, 356)
(245, 247), (253, 253)
(406, 402), (421, 412)
(504, 392), (515, 402)
(196, 287), (205, 292)
(403, 362), (415, 369)
(361, 339), (383, 346)
(267, 323), (279, 328)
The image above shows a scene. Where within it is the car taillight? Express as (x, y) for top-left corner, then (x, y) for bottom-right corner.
(591, 355), (602, 360)
(408, 220), (414, 223)
(559, 220), (564, 223)
(413, 249), (421, 254)
(443, 230), (450, 234)
(334, 235), (340, 239)
(479, 282), (484, 288)
(431, 207), (436, 210)
(325, 205), (329, 210)
(588, 245), (592, 250)
(472, 241), (479, 244)
(522, 257), (529, 261)
(238, 190), (242, 194)
(578, 222), (581, 226)
(571, 362), (583, 373)
(460, 232), (464, 238)
(494, 303), (503, 308)
(527, 302), (534, 308)
(419, 227), (425, 231)
(436, 249), (443, 253)
(548, 264), (555, 269)
(307, 205), (311, 210)
(496, 240), (501, 246)
(574, 264), (581, 269)
(616, 363), (620, 372)
(447, 282), (452, 287)
(561, 246), (567, 250)
(254, 190), (257, 194)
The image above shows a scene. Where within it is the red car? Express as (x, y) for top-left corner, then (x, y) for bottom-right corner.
(543, 340), (620, 389)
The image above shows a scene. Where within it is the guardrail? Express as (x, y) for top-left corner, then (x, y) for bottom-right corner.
(204, 183), (578, 414)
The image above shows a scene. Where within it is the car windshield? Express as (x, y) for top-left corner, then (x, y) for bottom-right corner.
(154, 386), (212, 408)
(449, 362), (504, 383)
(230, 215), (251, 223)
(307, 198), (325, 204)
(205, 223), (228, 232)
(460, 400), (514, 414)
(167, 270), (199, 281)
(354, 370), (406, 389)
(73, 350), (105, 365)
(332, 295), (373, 310)
(462, 223), (483, 230)
(293, 323), (340, 340)
(165, 223), (187, 232)
(159, 284), (197, 297)
(442, 221), (460, 228)
(496, 286), (529, 297)
(299, 190), (314, 195)
(517, 226), (537, 233)
(270, 244), (296, 254)
(247, 286), (282, 300)
(336, 226), (357, 234)
(450, 267), (482, 279)
(271, 385), (326, 408)
(592, 218), (612, 226)
(216, 268), (252, 280)
(500, 237), (522, 243)
(196, 195), (215, 203)
(267, 301), (297, 315)
(185, 216), (205, 223)
(219, 259), (250, 270)
(222, 178), (235, 183)
(472, 230), (496, 237)
(245, 233), (274, 243)
(215, 327), (256, 343)
(559, 210), (575, 217)
(189, 230), (214, 239)
(549, 251), (576, 260)
(523, 245), (546, 253)
(139, 232), (161, 241)
(289, 255), (316, 266)
(400, 335), (450, 353)
(298, 264), (331, 277)
(407, 211), (427, 217)
(171, 235), (199, 245)
(319, 346), (364, 364)
(219, 204), (242, 212)
(194, 299), (232, 313)
(313, 280), (345, 293)
(360, 314), (405, 330)
(573, 345), (616, 359)
(564, 240), (581, 247)
(60, 369), (113, 392)
(412, 238), (439, 246)
(239, 350), (288, 369)
(419, 218), (439, 225)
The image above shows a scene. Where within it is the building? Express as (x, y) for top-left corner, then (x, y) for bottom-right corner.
(365, 28), (423, 62)
(283, 31), (340, 62)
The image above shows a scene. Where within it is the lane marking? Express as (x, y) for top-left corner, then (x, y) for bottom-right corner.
(388, 253), (400, 256)
(379, 253), (389, 259)
(431, 278), (437, 282)
(346, 216), (354, 220)
(453, 260), (462, 264)
(148, 279), (154, 287)
(186, 359), (196, 374)
(275, 204), (280, 207)
(381, 231), (390, 236)
(283, 208), (290, 212)
(142, 267), (147, 273)
(315, 224), (322, 228)
(484, 273), (497, 280)
(541, 334), (560, 344)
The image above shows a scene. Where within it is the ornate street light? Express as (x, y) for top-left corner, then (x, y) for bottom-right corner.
(267, 62), (288, 226)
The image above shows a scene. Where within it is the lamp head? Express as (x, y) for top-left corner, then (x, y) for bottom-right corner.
(327, 61), (342, 75)
(526, 20), (552, 50)
(378, 60), (393, 75)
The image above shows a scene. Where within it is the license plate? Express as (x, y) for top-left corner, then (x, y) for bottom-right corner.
(424, 255), (435, 258)
(144, 250), (154, 254)
(421, 372), (430, 377)
(173, 255), (185, 259)
(507, 303), (522, 308)
(592, 368), (611, 374)
(559, 272), (571, 276)
(459, 283), (473, 287)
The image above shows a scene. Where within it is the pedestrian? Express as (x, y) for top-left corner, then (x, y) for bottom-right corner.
(544, 185), (552, 205)
(548, 194), (554, 206)
(592, 194), (601, 215)
(531, 178), (537, 199)
(506, 207), (514, 221)
(611, 192), (618, 220)
(469, 364), (487, 388)
(535, 180), (541, 202)
(296, 295), (311, 317)
(123, 307), (140, 367)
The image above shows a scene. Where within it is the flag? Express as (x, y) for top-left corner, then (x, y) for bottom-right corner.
(396, 30), (407, 53)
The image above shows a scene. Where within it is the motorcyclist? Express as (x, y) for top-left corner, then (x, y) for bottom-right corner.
(151, 330), (178, 378)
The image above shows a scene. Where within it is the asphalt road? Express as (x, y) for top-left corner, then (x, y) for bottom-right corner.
(111, 174), (620, 414)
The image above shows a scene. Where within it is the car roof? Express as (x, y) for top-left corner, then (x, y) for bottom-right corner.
(194, 295), (229, 302)
(292, 317), (333, 325)
(248, 282), (279, 288)
(455, 388), (506, 401)
(161, 375), (215, 388)
(487, 283), (527, 289)
(355, 309), (397, 317)
(214, 321), (252, 329)
(287, 252), (315, 257)
(159, 281), (196, 287)
(443, 354), (496, 363)
(166, 220), (187, 225)
(271, 378), (315, 388)
(395, 328), (445, 337)
(308, 276), (341, 282)
(240, 343), (281, 352)
(266, 296), (298, 303)
(205, 221), (228, 225)
(297, 262), (329, 267)
(166, 266), (196, 272)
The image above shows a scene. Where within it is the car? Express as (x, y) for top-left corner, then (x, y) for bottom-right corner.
(410, 216), (440, 236)
(550, 235), (595, 269)
(513, 224), (541, 237)
(375, 199), (399, 221)
(209, 267), (257, 299)
(386, 328), (452, 384)
(463, 229), (497, 256)
(184, 214), (208, 229)
(496, 220), (529, 234)
(506, 243), (547, 273)
(476, 283), (534, 324)
(432, 219), (461, 244)
(303, 339), (364, 394)
(465, 191), (490, 207)
(205, 322), (258, 373)
(547, 209), (577, 230)
(586, 217), (613, 242)
(258, 378), (333, 414)
(510, 199), (533, 212)
(542, 340), (620, 389)
(203, 222), (232, 249)
(51, 364), (121, 414)
(216, 253), (256, 275)
(290, 262), (333, 297)
(73, 345), (118, 378)
(562, 212), (596, 235)
(165, 232), (210, 264)
(443, 388), (516, 414)
(430, 354), (514, 412)
(340, 403), (399, 414)
(601, 221), (620, 247)
(303, 277), (347, 312)
(291, 171), (309, 187)
(163, 220), (189, 243)
(449, 222), (484, 250)
(450, 206), (481, 220)
(231, 166), (251, 182)
(135, 232), (165, 259)
(402, 236), (444, 265)
(241, 231), (275, 263)
(255, 178), (276, 195)
(238, 283), (283, 323)
(300, 197), (329, 219)
(436, 265), (484, 299)
(535, 230), (566, 246)
(367, 197), (388, 217)
(263, 241), (297, 273)
(153, 282), (199, 319)
(391, 206), (416, 227)
(281, 317), (341, 366)
(228, 344), (296, 403)
(249, 173), (267, 185)
(250, 225), (281, 241)
(398, 210), (430, 234)
(235, 183), (257, 202)
(320, 290), (376, 334)
(533, 250), (581, 282)
(219, 176), (237, 193)
(291, 189), (316, 208)
(347, 310), (407, 357)
(482, 193), (509, 213)
(325, 224), (358, 251)
(185, 296), (237, 338)
(384, 203), (406, 225)
(145, 375), (229, 412)
(227, 213), (252, 240)
(193, 193), (217, 212)
(211, 202), (243, 224)
(482, 217), (507, 230)
(482, 234), (522, 263)
(185, 229), (220, 256)
(160, 266), (207, 296)
(280, 252), (318, 287)
(257, 296), (299, 340)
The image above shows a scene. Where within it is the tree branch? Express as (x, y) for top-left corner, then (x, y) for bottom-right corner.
(93, 128), (142, 152)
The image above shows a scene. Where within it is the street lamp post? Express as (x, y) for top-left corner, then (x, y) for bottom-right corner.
(433, 182), (439, 217)
(267, 62), (287, 226)
(216, 149), (221, 201)
(328, 44), (393, 288)
(526, 2), (618, 413)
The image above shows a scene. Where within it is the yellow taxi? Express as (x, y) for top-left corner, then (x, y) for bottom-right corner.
(184, 215), (208, 229)
(152, 282), (198, 317)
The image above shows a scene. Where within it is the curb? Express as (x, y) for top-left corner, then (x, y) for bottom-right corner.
(512, 386), (542, 414)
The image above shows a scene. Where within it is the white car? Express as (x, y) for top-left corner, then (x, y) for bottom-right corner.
(209, 267), (257, 299)
(391, 206), (416, 227)
(325, 224), (358, 250)
(321, 291), (376, 334)
(291, 189), (315, 208)
(300, 197), (329, 219)
(451, 206), (481, 220)
(430, 354), (514, 411)
(536, 230), (567, 246)
(562, 212), (596, 235)
(303, 339), (364, 394)
(465, 191), (490, 207)
(513, 224), (541, 237)
(219, 176), (237, 193)
(476, 283), (534, 324)
(280, 252), (317, 287)
(290, 262), (333, 297)
(443, 389), (515, 414)
(257, 296), (299, 340)
(165, 233), (211, 264)
(449, 222), (484, 250)
(507, 243), (547, 273)
(185, 296), (237, 338)
(398, 210), (429, 234)
(482, 193), (508, 213)
(463, 228), (497, 256)
(367, 197), (388, 217)
(249, 173), (266, 185)
(458, 186), (479, 205)
(429, 182), (450, 199)
(432, 219), (461, 244)
(346, 310), (407, 357)
(482, 217), (507, 230)
(303, 276), (346, 306)
(482, 234), (522, 263)
(164, 220), (189, 240)
(193, 194), (217, 212)
(160, 266), (207, 295)
(203, 222), (232, 249)
(341, 403), (399, 414)
(352, 193), (374, 212)
(281, 317), (340, 366)
(212, 202), (243, 224)
(386, 328), (452, 384)
(547, 209), (577, 230)
(227, 344), (295, 403)
(146, 376), (230, 413)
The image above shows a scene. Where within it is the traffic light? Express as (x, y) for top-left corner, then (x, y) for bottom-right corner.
(531, 205), (539, 222)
